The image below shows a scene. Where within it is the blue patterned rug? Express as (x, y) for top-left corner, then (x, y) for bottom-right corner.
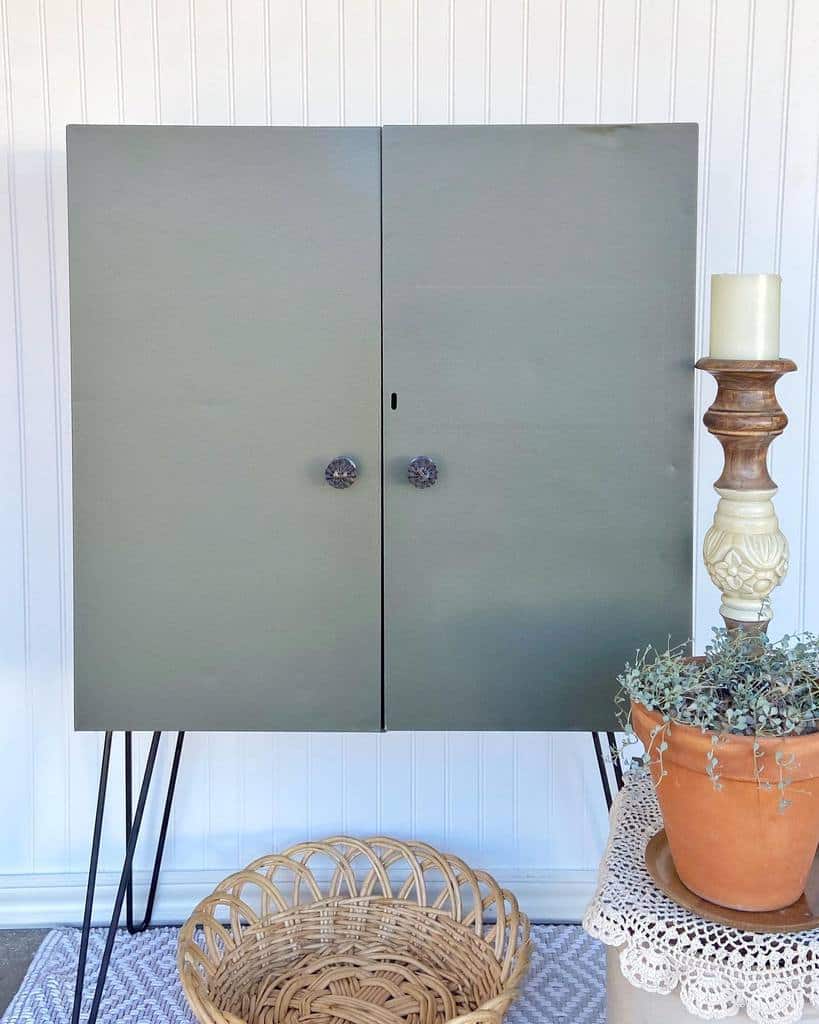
(2, 925), (605, 1024)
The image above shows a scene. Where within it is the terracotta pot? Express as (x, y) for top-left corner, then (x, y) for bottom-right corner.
(631, 697), (819, 912)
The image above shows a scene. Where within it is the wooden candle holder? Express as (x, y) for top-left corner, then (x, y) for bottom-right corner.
(695, 357), (796, 631)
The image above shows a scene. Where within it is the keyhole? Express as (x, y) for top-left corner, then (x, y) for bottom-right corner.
(390, 393), (398, 410)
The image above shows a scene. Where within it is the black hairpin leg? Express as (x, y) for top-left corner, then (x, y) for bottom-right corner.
(607, 731), (624, 791)
(71, 732), (113, 1024)
(71, 730), (184, 1024)
(125, 731), (185, 934)
(593, 732), (613, 810)
(593, 731), (625, 811)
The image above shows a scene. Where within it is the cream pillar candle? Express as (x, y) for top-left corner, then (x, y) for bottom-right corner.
(709, 273), (781, 360)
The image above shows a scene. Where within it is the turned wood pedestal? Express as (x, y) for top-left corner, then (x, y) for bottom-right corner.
(695, 357), (796, 630)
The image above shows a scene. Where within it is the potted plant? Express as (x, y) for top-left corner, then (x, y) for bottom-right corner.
(618, 628), (819, 912)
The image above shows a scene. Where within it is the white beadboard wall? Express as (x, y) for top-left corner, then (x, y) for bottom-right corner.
(1, 0), (818, 927)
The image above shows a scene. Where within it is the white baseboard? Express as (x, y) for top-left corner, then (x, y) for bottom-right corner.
(0, 867), (597, 928)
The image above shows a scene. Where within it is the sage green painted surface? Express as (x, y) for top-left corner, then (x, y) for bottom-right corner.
(382, 124), (697, 731)
(70, 124), (695, 733)
(69, 126), (382, 731)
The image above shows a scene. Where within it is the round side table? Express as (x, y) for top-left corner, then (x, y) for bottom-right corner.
(584, 772), (819, 1024)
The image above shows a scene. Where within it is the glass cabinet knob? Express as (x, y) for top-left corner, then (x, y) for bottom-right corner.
(324, 456), (358, 489)
(408, 456), (438, 488)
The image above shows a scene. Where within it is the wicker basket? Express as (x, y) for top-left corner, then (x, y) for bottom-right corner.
(178, 836), (531, 1024)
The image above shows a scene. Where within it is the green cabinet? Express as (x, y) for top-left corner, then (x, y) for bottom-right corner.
(68, 124), (696, 733)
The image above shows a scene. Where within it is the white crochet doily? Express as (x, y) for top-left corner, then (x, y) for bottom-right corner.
(583, 770), (819, 1024)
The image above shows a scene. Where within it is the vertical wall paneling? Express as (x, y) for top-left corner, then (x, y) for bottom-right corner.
(42, 0), (82, 881)
(39, 0), (72, 876)
(0, 0), (34, 875)
(790, 1), (819, 632)
(562, 0), (599, 122)
(238, 733), (275, 865)
(6, 0), (65, 875)
(445, 734), (480, 864)
(411, 733), (447, 850)
(415, 0), (448, 123)
(76, 0), (117, 123)
(449, 0), (485, 124)
(154, 0), (194, 123)
(231, 0), (267, 123)
(304, 0), (341, 124)
(775, 0), (819, 633)
(272, 734), (310, 852)
(598, 0), (638, 124)
(342, 0), (376, 124)
(742, 0), (789, 614)
(191, 0), (230, 122)
(118, 2), (159, 122)
(633, 0), (674, 123)
(377, 733), (413, 839)
(168, 731), (209, 872)
(487, 0), (523, 123)
(342, 734), (379, 838)
(1, 0), (818, 924)
(307, 735), (344, 840)
(513, 734), (548, 869)
(478, 733), (515, 865)
(206, 733), (241, 870)
(692, 0), (726, 644)
(133, 735), (171, 873)
(264, 0), (303, 125)
(522, 0), (560, 123)
(379, 0), (412, 123)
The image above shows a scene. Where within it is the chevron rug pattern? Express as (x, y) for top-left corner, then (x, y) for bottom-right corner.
(1, 924), (605, 1024)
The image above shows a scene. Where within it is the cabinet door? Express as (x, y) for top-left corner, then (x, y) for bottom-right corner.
(382, 125), (696, 731)
(69, 127), (382, 731)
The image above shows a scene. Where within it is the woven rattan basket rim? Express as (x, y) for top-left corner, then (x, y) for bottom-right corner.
(177, 836), (531, 1024)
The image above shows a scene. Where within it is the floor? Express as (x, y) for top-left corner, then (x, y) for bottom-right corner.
(1, 924), (603, 1024)
(0, 930), (48, 1017)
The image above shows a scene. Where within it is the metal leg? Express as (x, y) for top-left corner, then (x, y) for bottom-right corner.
(125, 731), (185, 934)
(607, 730), (624, 791)
(71, 733), (112, 1024)
(593, 731), (613, 811)
(71, 731), (182, 1024)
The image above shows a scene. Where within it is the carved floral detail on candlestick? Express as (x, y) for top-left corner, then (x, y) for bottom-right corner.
(703, 491), (789, 622)
(695, 357), (796, 629)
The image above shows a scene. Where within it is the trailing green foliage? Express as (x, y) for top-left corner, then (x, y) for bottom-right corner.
(616, 629), (819, 810)
(617, 628), (819, 738)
